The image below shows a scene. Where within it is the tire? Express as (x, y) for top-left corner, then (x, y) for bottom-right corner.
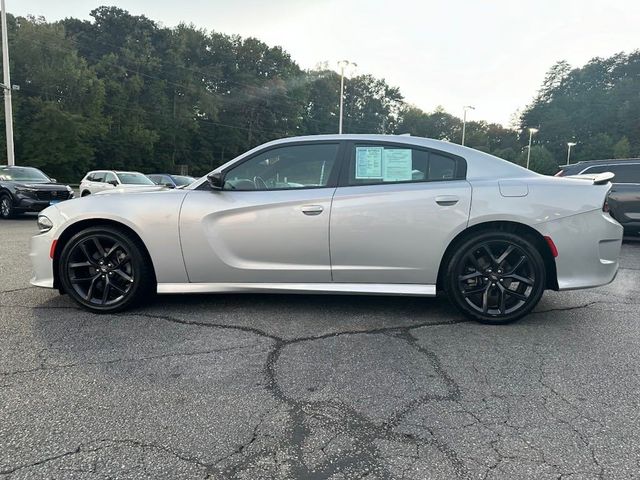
(58, 226), (154, 313)
(0, 194), (14, 219)
(81, 190), (91, 197)
(444, 231), (546, 324)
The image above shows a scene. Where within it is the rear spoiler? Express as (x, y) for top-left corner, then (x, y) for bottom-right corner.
(564, 172), (615, 185)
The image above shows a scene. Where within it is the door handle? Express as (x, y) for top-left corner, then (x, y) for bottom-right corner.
(301, 205), (324, 215)
(435, 195), (459, 206)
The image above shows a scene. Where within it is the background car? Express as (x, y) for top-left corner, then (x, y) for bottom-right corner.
(147, 173), (196, 188)
(556, 159), (640, 234)
(79, 170), (156, 196)
(31, 135), (623, 324)
(0, 165), (74, 219)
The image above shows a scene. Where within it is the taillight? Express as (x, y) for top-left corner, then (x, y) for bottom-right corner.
(603, 197), (610, 213)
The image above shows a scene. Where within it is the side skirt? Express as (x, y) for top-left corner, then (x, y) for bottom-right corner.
(156, 282), (437, 296)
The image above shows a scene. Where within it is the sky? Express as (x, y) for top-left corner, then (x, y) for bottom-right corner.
(10, 0), (640, 126)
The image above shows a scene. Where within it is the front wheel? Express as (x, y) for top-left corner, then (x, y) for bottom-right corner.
(58, 226), (154, 312)
(444, 232), (546, 324)
(0, 194), (14, 219)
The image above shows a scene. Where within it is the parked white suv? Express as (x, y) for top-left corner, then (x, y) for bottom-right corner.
(79, 171), (156, 196)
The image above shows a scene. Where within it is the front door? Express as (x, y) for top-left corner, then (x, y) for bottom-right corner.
(180, 142), (343, 283)
(330, 142), (472, 284)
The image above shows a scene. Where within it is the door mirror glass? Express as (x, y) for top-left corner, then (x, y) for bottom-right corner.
(164, 182), (175, 188)
(207, 172), (225, 190)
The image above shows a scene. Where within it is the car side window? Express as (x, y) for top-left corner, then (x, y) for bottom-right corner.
(583, 164), (640, 183)
(608, 165), (640, 183)
(92, 172), (106, 183)
(347, 144), (463, 186)
(223, 143), (340, 191)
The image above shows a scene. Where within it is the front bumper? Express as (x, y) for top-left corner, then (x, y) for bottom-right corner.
(536, 209), (624, 290)
(29, 207), (62, 289)
(15, 194), (73, 213)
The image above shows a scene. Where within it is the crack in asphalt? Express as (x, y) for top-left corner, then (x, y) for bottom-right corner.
(1, 294), (636, 478)
(2, 309), (472, 479)
(192, 313), (469, 479)
(0, 344), (262, 378)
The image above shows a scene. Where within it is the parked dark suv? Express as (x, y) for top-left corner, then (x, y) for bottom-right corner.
(556, 159), (640, 234)
(0, 166), (74, 219)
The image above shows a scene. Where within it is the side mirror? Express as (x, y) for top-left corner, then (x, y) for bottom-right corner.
(164, 182), (175, 189)
(108, 180), (118, 187)
(50, 178), (57, 183)
(207, 171), (225, 190)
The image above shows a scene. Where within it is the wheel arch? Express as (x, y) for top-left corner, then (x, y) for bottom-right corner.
(52, 218), (157, 291)
(436, 220), (559, 292)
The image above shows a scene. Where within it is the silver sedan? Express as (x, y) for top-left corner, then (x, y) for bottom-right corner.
(30, 135), (623, 323)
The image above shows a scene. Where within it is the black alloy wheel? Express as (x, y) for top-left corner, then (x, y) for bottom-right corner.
(59, 226), (153, 312)
(0, 194), (14, 219)
(445, 232), (546, 324)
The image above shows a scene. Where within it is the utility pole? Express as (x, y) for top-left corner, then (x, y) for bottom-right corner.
(526, 127), (538, 170)
(566, 142), (577, 165)
(1, 0), (15, 166)
(337, 60), (356, 134)
(461, 105), (475, 146)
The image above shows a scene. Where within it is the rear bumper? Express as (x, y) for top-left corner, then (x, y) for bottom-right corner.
(536, 209), (623, 290)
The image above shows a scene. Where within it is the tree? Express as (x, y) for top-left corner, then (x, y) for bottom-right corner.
(6, 15), (106, 178)
(519, 145), (557, 175)
(613, 136), (631, 159)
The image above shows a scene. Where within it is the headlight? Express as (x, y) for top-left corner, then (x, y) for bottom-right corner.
(66, 186), (75, 198)
(15, 186), (36, 195)
(37, 215), (53, 233)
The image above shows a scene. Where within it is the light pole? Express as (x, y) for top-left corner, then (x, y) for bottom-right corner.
(1, 0), (15, 166)
(337, 60), (356, 134)
(526, 127), (539, 170)
(566, 142), (577, 165)
(461, 105), (475, 146)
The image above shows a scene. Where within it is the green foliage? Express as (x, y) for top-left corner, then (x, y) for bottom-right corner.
(519, 146), (558, 175)
(613, 136), (631, 159)
(521, 52), (640, 163)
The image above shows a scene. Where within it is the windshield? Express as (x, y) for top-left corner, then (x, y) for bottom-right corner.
(115, 172), (154, 185)
(172, 175), (195, 186)
(0, 166), (50, 183)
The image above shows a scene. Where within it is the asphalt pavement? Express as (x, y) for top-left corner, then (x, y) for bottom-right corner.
(1, 216), (639, 479)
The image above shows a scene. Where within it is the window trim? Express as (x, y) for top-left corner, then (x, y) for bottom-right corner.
(338, 141), (467, 188)
(204, 140), (348, 192)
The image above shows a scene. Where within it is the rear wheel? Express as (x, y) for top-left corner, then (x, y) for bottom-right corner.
(81, 190), (91, 197)
(444, 232), (546, 324)
(0, 194), (15, 219)
(58, 226), (154, 312)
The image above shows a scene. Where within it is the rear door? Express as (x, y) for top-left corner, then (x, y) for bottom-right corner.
(330, 142), (471, 284)
(91, 171), (107, 193)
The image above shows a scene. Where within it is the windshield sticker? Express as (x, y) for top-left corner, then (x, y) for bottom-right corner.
(382, 149), (413, 181)
(355, 147), (383, 179)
